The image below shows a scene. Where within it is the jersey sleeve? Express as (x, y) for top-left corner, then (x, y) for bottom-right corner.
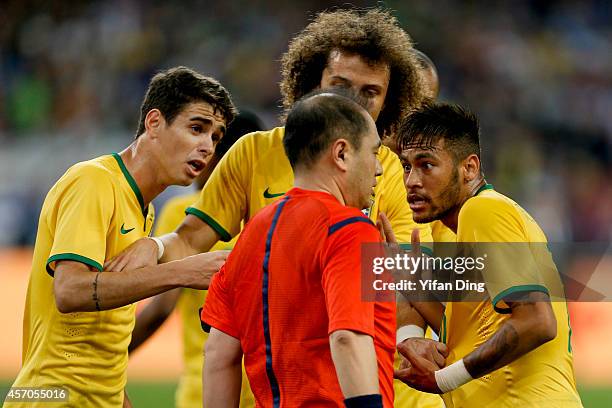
(200, 265), (239, 338)
(186, 134), (254, 241)
(458, 197), (548, 313)
(46, 166), (114, 276)
(321, 218), (381, 336)
(378, 147), (433, 252)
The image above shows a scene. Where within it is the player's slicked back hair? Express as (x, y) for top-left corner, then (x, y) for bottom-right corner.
(283, 88), (370, 170)
(397, 102), (481, 164)
(280, 8), (425, 135)
(135, 66), (237, 138)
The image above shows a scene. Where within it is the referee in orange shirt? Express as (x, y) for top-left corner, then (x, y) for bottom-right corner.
(201, 89), (395, 408)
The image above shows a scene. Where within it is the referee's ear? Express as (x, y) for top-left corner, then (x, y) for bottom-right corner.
(331, 138), (350, 171)
(462, 153), (481, 183)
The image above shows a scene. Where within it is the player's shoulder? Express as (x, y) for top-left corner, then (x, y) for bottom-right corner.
(377, 144), (401, 168)
(460, 188), (517, 219)
(58, 154), (116, 187)
(234, 126), (283, 149)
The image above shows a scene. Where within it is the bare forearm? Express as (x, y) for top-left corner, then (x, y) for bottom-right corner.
(56, 262), (184, 313)
(159, 215), (221, 262)
(330, 330), (379, 398)
(463, 316), (555, 378)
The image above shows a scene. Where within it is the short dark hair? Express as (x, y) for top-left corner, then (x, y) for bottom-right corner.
(283, 89), (369, 169)
(280, 8), (425, 136)
(135, 66), (236, 138)
(397, 103), (481, 164)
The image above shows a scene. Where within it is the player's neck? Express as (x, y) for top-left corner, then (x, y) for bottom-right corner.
(442, 178), (487, 233)
(117, 142), (167, 208)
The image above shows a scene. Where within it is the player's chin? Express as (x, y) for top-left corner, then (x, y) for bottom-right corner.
(412, 211), (435, 224)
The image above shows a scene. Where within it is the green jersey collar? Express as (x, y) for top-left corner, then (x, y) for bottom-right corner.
(475, 183), (494, 196)
(112, 152), (146, 213)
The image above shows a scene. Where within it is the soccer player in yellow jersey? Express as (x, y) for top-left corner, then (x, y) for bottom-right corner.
(393, 103), (582, 407)
(5, 67), (236, 407)
(106, 9), (440, 407)
(128, 112), (264, 408)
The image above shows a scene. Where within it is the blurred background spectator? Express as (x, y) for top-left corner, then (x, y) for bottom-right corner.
(0, 0), (610, 244)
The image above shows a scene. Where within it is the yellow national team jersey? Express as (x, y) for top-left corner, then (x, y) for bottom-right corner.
(188, 127), (439, 407)
(153, 193), (253, 408)
(188, 126), (432, 244)
(8, 154), (154, 408)
(439, 185), (582, 408)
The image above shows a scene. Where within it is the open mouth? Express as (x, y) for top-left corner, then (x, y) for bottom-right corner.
(188, 160), (205, 172)
(186, 159), (205, 177)
(408, 194), (429, 211)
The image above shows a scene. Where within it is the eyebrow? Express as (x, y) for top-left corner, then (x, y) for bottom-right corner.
(414, 152), (437, 160)
(190, 116), (226, 135)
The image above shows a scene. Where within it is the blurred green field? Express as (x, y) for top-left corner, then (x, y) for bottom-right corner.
(1, 381), (611, 406)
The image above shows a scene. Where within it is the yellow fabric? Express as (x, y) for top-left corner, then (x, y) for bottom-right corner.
(189, 126), (432, 244)
(189, 127), (437, 406)
(154, 193), (253, 408)
(440, 187), (581, 408)
(9, 154), (154, 407)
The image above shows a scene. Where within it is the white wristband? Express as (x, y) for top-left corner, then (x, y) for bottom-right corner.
(150, 237), (165, 261)
(396, 325), (425, 345)
(434, 359), (473, 393)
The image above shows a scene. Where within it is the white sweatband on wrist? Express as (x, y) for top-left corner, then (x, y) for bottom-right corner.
(396, 325), (425, 345)
(150, 237), (165, 261)
(434, 359), (473, 393)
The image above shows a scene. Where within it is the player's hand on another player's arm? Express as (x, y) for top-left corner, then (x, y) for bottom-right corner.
(172, 250), (229, 290)
(394, 340), (444, 394)
(398, 337), (448, 369)
(104, 237), (159, 272)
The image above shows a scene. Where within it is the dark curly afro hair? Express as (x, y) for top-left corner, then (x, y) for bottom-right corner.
(280, 8), (426, 136)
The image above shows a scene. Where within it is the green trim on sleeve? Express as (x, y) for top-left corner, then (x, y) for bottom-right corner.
(185, 207), (232, 242)
(398, 243), (434, 257)
(492, 284), (550, 314)
(112, 153), (145, 213)
(46, 253), (103, 277)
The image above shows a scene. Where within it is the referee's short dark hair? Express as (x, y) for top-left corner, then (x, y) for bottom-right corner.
(283, 88), (370, 170)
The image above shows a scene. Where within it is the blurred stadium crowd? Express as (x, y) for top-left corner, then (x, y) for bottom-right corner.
(0, 0), (610, 245)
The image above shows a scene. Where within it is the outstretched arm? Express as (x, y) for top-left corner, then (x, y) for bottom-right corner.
(54, 250), (227, 313)
(395, 291), (556, 393)
(104, 215), (221, 272)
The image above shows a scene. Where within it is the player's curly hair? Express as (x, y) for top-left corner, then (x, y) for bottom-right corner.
(280, 8), (425, 136)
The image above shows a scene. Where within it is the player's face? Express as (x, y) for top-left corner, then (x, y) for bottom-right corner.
(399, 139), (462, 223)
(159, 102), (226, 186)
(347, 114), (383, 210)
(320, 50), (390, 122)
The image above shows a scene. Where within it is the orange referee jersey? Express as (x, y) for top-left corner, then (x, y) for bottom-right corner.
(202, 187), (396, 407)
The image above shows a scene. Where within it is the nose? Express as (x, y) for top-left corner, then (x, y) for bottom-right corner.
(404, 167), (422, 190)
(198, 132), (214, 158)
